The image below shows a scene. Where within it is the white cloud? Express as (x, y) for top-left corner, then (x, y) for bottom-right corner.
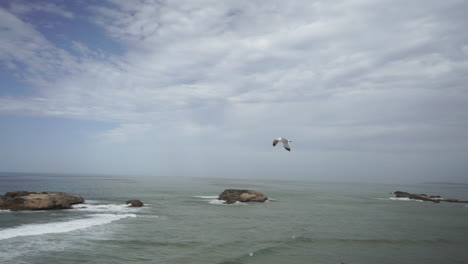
(0, 8), (81, 86)
(9, 1), (74, 19)
(1, 0), (468, 155)
(96, 123), (153, 143)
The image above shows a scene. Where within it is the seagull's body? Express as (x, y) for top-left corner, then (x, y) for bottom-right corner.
(273, 137), (291, 151)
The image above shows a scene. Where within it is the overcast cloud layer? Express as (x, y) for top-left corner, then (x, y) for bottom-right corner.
(1, 0), (467, 183)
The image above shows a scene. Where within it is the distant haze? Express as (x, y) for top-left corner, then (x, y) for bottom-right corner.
(1, 0), (467, 183)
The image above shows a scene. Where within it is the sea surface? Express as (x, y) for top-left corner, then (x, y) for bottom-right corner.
(1, 172), (468, 264)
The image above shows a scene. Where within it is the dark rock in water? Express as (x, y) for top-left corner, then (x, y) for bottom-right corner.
(393, 191), (440, 203)
(393, 191), (408, 197)
(0, 191), (84, 211)
(218, 189), (268, 204)
(393, 191), (468, 203)
(444, 198), (459, 202)
(126, 200), (144, 207)
(442, 198), (468, 203)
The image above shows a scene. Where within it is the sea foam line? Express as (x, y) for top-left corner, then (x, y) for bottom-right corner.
(0, 213), (136, 241)
(193, 195), (248, 205)
(193, 196), (219, 199)
(389, 197), (423, 202)
(208, 199), (247, 205)
(72, 203), (138, 212)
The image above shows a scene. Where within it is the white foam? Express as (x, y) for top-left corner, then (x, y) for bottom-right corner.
(389, 197), (423, 202)
(389, 197), (412, 201)
(194, 195), (247, 205)
(72, 203), (139, 213)
(193, 196), (219, 199)
(0, 209), (12, 213)
(208, 199), (247, 205)
(193, 195), (252, 205)
(0, 213), (136, 240)
(208, 199), (225, 205)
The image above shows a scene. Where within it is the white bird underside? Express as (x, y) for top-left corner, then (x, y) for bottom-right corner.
(273, 137), (291, 151)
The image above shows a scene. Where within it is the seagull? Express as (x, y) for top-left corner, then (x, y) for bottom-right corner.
(273, 137), (292, 151)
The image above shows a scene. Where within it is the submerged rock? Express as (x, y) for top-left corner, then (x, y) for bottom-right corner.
(126, 200), (144, 207)
(218, 189), (268, 204)
(0, 191), (84, 211)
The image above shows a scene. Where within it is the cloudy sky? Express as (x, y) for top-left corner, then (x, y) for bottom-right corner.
(1, 0), (467, 183)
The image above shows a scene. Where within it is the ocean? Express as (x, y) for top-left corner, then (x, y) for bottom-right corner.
(1, 172), (467, 264)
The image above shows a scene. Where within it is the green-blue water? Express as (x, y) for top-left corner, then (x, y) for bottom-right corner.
(1, 172), (468, 264)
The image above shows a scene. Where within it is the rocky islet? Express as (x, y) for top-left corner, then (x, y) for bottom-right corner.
(0, 191), (85, 211)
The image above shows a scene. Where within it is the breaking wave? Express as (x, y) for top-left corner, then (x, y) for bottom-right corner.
(71, 202), (141, 213)
(0, 213), (136, 240)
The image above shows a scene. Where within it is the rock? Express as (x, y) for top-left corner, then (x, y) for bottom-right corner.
(393, 191), (468, 203)
(126, 200), (144, 207)
(393, 191), (440, 203)
(218, 189), (268, 204)
(394, 191), (411, 198)
(5, 190), (30, 198)
(442, 198), (468, 203)
(0, 191), (84, 211)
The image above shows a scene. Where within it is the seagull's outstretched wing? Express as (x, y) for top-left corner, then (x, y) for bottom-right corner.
(281, 138), (291, 151)
(273, 138), (280, 147)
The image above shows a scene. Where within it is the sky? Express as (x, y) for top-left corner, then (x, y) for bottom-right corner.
(1, 0), (468, 183)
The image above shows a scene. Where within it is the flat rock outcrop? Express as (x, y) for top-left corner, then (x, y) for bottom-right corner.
(218, 189), (268, 204)
(393, 191), (468, 203)
(0, 191), (84, 211)
(442, 198), (468, 203)
(126, 200), (144, 207)
(394, 191), (440, 203)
